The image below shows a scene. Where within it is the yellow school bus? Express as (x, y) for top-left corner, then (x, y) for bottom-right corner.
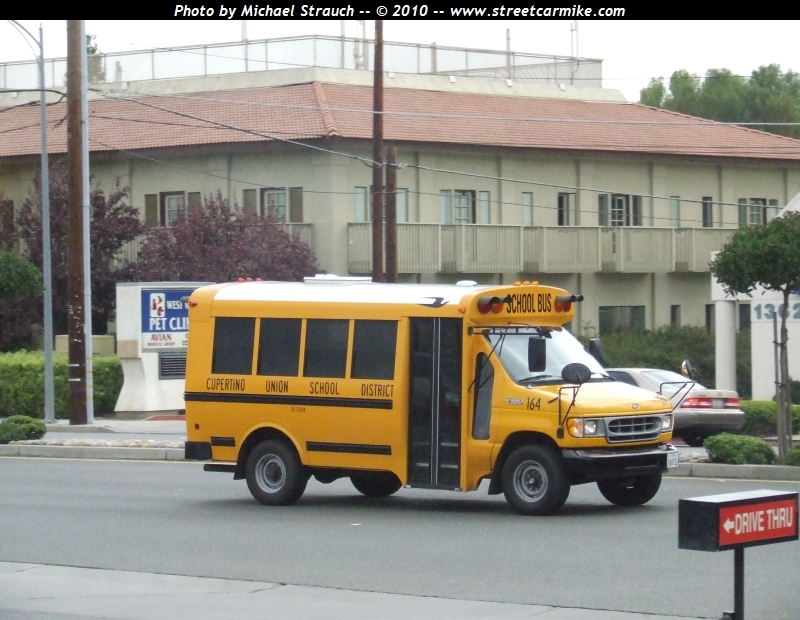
(184, 275), (678, 515)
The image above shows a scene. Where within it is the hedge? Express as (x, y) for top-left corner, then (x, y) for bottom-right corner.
(740, 401), (800, 437)
(0, 415), (46, 444)
(704, 434), (776, 465)
(0, 351), (122, 419)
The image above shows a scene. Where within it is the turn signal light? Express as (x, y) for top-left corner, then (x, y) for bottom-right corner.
(724, 398), (741, 409)
(682, 397), (713, 409)
(554, 294), (584, 312)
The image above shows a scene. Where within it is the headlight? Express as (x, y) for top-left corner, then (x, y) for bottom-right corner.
(662, 414), (673, 432)
(568, 418), (601, 438)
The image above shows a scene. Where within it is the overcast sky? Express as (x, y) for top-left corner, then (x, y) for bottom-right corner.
(1, 20), (798, 102)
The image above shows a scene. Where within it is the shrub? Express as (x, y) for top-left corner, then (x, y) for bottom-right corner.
(704, 433), (776, 465)
(0, 415), (46, 444)
(0, 351), (123, 418)
(784, 445), (800, 467)
(740, 400), (800, 437)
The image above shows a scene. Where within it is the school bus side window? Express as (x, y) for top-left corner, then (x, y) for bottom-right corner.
(472, 353), (494, 440)
(351, 320), (398, 380)
(211, 317), (255, 375)
(257, 318), (301, 376)
(304, 319), (349, 378)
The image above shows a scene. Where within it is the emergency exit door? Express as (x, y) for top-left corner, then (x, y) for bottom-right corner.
(408, 318), (462, 489)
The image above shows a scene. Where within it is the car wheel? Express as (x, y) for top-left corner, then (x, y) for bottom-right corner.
(682, 433), (707, 448)
(245, 439), (306, 505)
(501, 444), (570, 516)
(351, 472), (402, 497)
(597, 473), (662, 507)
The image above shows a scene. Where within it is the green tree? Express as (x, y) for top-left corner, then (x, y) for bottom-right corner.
(639, 64), (800, 139)
(0, 251), (42, 303)
(710, 211), (800, 459)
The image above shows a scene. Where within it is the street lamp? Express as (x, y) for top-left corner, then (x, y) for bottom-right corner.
(8, 21), (55, 423)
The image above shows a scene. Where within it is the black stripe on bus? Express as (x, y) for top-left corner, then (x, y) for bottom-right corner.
(210, 436), (236, 447)
(306, 442), (392, 456)
(184, 392), (393, 410)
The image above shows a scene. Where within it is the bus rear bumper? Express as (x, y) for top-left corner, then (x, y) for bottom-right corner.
(561, 444), (677, 484)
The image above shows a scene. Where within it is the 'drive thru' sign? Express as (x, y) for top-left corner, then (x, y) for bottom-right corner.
(719, 498), (796, 546)
(679, 490), (799, 552)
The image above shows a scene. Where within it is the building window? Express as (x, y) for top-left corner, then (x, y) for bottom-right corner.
(355, 186), (369, 222)
(477, 191), (491, 224)
(598, 194), (642, 226)
(454, 190), (475, 224)
(670, 304), (681, 327)
(558, 192), (576, 226)
(144, 194), (158, 227)
(288, 187), (304, 223)
(599, 306), (646, 334)
(670, 196), (680, 228)
(212, 317), (255, 375)
(522, 192), (534, 226)
(738, 302), (751, 331)
(705, 304), (715, 332)
(261, 188), (287, 222)
(702, 197), (713, 228)
(397, 188), (409, 223)
(160, 192), (185, 228)
(738, 198), (777, 227)
(242, 189), (257, 216)
(440, 190), (453, 224)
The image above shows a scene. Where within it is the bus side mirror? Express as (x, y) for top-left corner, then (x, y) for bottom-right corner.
(681, 359), (694, 380)
(588, 338), (604, 366)
(528, 337), (547, 372)
(562, 362), (592, 385)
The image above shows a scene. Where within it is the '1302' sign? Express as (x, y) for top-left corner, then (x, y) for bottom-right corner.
(140, 289), (194, 350)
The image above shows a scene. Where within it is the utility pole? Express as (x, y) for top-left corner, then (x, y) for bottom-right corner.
(385, 146), (398, 283)
(80, 20), (94, 423)
(371, 20), (384, 282)
(66, 20), (87, 425)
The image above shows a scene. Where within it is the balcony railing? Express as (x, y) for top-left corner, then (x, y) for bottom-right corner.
(113, 223), (314, 268)
(348, 224), (735, 274)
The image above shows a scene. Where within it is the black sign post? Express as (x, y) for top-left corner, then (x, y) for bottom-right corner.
(679, 490), (799, 620)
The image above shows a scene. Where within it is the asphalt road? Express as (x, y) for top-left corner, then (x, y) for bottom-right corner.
(1, 458), (798, 620)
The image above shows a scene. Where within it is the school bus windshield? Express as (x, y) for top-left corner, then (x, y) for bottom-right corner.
(487, 328), (607, 386)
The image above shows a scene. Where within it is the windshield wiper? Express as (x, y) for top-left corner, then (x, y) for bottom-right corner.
(518, 374), (564, 385)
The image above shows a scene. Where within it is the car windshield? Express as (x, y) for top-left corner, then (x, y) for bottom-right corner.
(487, 328), (607, 386)
(641, 370), (706, 391)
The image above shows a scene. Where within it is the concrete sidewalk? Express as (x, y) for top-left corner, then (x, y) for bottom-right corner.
(44, 418), (187, 435)
(0, 562), (705, 620)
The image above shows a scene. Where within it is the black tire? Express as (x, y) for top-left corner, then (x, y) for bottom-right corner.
(350, 472), (402, 497)
(501, 444), (570, 516)
(682, 433), (707, 448)
(597, 473), (662, 507)
(245, 439), (306, 506)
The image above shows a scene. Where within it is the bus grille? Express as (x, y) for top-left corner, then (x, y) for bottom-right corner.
(606, 415), (662, 443)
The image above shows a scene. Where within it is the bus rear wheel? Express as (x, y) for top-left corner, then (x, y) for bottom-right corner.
(597, 473), (661, 507)
(245, 439), (307, 506)
(501, 445), (570, 516)
(351, 472), (402, 497)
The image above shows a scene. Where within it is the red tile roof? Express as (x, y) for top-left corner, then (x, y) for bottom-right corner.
(2, 82), (800, 161)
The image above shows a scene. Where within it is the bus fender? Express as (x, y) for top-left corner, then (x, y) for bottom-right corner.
(234, 424), (304, 480)
(487, 431), (559, 495)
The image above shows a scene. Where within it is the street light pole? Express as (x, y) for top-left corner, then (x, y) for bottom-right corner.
(10, 21), (55, 423)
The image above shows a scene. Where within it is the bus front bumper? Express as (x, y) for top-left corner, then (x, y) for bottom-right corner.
(561, 444), (678, 484)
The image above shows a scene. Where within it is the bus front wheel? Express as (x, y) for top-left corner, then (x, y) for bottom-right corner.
(597, 473), (661, 507)
(245, 440), (307, 506)
(351, 472), (402, 497)
(501, 444), (570, 516)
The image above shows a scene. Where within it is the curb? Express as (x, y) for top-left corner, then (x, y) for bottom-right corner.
(0, 444), (185, 461)
(3, 446), (800, 482)
(666, 462), (800, 482)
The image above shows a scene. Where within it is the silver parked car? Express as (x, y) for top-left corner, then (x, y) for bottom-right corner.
(604, 367), (745, 447)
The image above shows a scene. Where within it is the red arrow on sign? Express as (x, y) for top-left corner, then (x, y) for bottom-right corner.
(719, 498), (797, 546)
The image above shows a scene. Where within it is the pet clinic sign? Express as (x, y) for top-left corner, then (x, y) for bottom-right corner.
(141, 289), (193, 350)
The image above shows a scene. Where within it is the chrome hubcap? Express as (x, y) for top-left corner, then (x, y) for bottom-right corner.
(255, 454), (286, 493)
(513, 461), (548, 502)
